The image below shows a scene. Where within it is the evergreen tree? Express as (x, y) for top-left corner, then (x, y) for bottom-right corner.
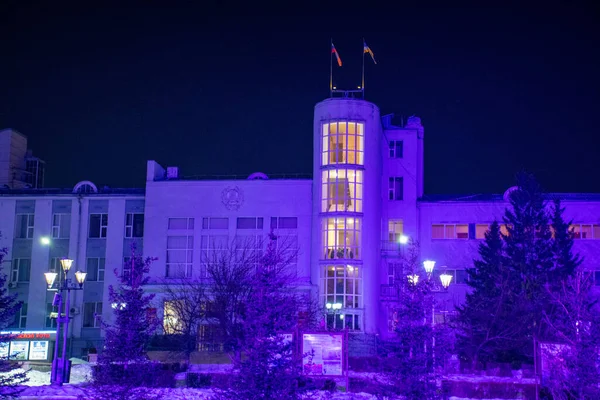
(217, 232), (307, 400)
(500, 172), (554, 361)
(458, 172), (582, 366)
(548, 199), (581, 282)
(455, 221), (522, 365)
(92, 243), (160, 399)
(381, 240), (443, 400)
(0, 246), (28, 396)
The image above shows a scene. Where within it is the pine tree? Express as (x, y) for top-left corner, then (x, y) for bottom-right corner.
(91, 243), (160, 399)
(455, 221), (522, 366)
(501, 171), (555, 361)
(548, 199), (581, 283)
(0, 246), (28, 396)
(218, 232), (306, 400)
(381, 240), (442, 400)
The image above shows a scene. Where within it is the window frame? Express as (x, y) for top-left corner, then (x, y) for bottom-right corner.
(52, 213), (71, 239)
(322, 217), (361, 260)
(431, 223), (469, 240)
(89, 213), (108, 238)
(125, 213), (144, 238)
(388, 177), (403, 201)
(15, 213), (35, 239)
(11, 258), (31, 283)
(168, 217), (195, 230)
(166, 235), (194, 278)
(389, 140), (403, 158)
(321, 169), (364, 213)
(321, 121), (365, 166)
(83, 302), (102, 328)
(86, 257), (106, 282)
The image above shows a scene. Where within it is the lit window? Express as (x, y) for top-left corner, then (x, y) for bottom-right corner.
(166, 236), (194, 278)
(89, 214), (108, 238)
(321, 265), (362, 309)
(322, 218), (361, 260)
(15, 214), (34, 239)
(202, 217), (229, 230)
(475, 224), (489, 239)
(570, 224), (599, 239)
(168, 218), (194, 230)
(321, 170), (363, 212)
(389, 140), (403, 158)
(52, 213), (71, 238)
(321, 121), (364, 166)
(500, 224), (510, 236)
(163, 300), (184, 334)
(388, 220), (404, 242)
(125, 213), (144, 238)
(388, 177), (403, 201)
(431, 224), (469, 239)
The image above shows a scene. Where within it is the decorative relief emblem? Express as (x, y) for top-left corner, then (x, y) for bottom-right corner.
(221, 186), (244, 210)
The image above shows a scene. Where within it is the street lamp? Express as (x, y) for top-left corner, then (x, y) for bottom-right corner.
(40, 236), (51, 246)
(44, 258), (86, 385)
(398, 235), (409, 245)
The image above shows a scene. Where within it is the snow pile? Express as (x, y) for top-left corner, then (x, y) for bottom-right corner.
(2, 364), (93, 387)
(444, 373), (535, 384)
(13, 386), (384, 399)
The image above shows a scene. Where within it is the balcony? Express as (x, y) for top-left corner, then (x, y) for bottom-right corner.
(381, 240), (402, 257)
(380, 284), (399, 300)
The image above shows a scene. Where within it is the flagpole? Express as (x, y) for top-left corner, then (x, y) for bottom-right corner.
(361, 38), (365, 99)
(330, 38), (333, 97)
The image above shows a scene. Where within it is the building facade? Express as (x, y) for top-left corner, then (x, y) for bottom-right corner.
(2, 96), (600, 358)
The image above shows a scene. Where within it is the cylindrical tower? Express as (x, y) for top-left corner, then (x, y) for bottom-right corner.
(311, 98), (382, 334)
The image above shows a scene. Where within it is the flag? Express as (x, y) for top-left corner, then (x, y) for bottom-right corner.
(363, 41), (377, 64)
(331, 43), (342, 67)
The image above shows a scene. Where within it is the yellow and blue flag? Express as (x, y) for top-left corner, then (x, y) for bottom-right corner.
(363, 41), (377, 64)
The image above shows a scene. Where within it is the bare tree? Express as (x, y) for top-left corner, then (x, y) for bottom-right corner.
(540, 271), (600, 399)
(161, 278), (208, 364)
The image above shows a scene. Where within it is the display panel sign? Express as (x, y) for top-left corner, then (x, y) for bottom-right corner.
(9, 341), (29, 361)
(29, 340), (49, 361)
(302, 333), (343, 376)
(0, 342), (8, 359)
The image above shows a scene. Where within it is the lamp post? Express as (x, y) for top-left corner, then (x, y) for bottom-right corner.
(43, 258), (86, 385)
(325, 302), (343, 330)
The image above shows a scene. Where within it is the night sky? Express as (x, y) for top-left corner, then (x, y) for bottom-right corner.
(2, 4), (599, 194)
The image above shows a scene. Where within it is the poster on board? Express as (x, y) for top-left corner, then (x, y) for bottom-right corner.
(302, 333), (343, 376)
(0, 342), (8, 359)
(9, 341), (29, 361)
(29, 340), (49, 361)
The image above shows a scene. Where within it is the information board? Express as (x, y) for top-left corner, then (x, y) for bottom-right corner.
(9, 341), (29, 361)
(0, 342), (8, 359)
(302, 333), (343, 376)
(29, 340), (49, 361)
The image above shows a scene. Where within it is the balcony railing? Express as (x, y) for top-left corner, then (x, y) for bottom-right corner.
(381, 240), (402, 256)
(380, 284), (399, 299)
